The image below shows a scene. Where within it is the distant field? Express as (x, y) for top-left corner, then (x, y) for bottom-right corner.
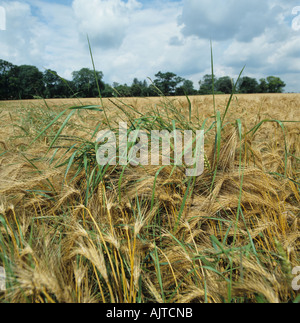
(1, 92), (299, 110)
(0, 93), (299, 303)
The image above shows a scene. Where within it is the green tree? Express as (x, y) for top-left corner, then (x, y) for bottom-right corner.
(153, 72), (184, 96)
(199, 74), (217, 95)
(14, 65), (45, 99)
(215, 76), (233, 94)
(131, 78), (143, 97)
(0, 60), (16, 99)
(258, 78), (268, 93)
(72, 68), (105, 98)
(102, 84), (114, 98)
(43, 70), (71, 98)
(238, 76), (259, 94)
(266, 76), (286, 93)
(175, 79), (197, 96)
(6, 67), (20, 100)
(113, 84), (132, 97)
(130, 78), (152, 97)
(141, 80), (151, 97)
(0, 59), (15, 75)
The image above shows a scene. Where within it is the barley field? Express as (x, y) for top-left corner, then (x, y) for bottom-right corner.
(0, 93), (299, 303)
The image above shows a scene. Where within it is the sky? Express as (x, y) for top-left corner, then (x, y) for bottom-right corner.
(0, 0), (299, 92)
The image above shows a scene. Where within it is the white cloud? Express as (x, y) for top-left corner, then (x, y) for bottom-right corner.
(72, 0), (142, 49)
(0, 2), (39, 61)
(0, 1), (78, 69)
(0, 0), (299, 92)
(86, 1), (185, 84)
(178, 0), (284, 42)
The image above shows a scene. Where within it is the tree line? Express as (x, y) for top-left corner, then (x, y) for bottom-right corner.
(0, 59), (286, 100)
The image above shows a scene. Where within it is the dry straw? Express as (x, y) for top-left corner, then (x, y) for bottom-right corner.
(0, 92), (299, 303)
